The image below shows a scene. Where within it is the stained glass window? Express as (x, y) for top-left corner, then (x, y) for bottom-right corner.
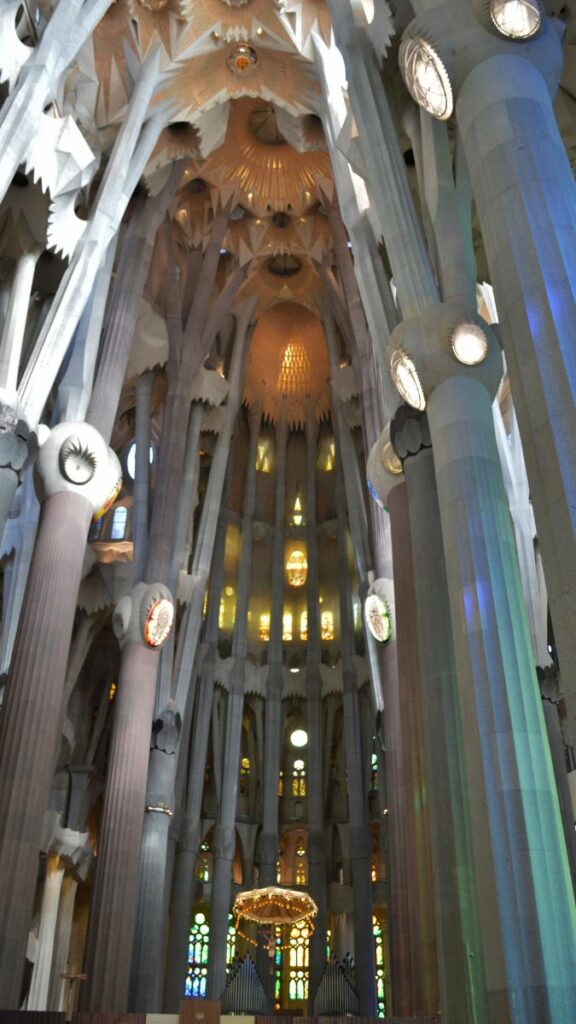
(240, 756), (250, 795)
(321, 610), (334, 641)
(288, 919), (309, 1000)
(283, 612), (293, 642)
(300, 611), (308, 641)
(185, 910), (210, 997)
(197, 841), (211, 882)
(373, 914), (386, 1018)
(292, 758), (306, 797)
(371, 751), (379, 792)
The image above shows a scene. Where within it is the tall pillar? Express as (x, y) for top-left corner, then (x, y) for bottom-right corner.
(0, 424), (120, 1007)
(130, 310), (253, 1010)
(48, 875), (78, 1011)
(81, 583), (174, 1011)
(206, 404), (261, 1001)
(27, 855), (65, 1010)
(391, 407), (488, 1024)
(334, 451), (377, 1016)
(402, 2), (576, 729)
(303, 407), (328, 1007)
(256, 410), (288, 1004)
(163, 507), (230, 1010)
(132, 372), (154, 583)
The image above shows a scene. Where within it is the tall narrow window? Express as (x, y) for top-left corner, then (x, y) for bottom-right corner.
(260, 613), (270, 642)
(373, 914), (387, 1018)
(300, 610), (308, 641)
(291, 758), (306, 797)
(283, 612), (293, 642)
(288, 919), (309, 1000)
(240, 756), (250, 795)
(321, 610), (334, 641)
(186, 911), (210, 997)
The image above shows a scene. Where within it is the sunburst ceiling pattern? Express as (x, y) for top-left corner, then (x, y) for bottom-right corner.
(244, 301), (330, 426)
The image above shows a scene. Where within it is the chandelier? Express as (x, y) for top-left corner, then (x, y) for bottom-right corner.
(233, 886), (318, 958)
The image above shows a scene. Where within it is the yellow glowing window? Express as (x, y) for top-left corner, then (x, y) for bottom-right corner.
(278, 340), (312, 396)
(291, 495), (304, 527)
(260, 613), (270, 642)
(295, 861), (307, 885)
(256, 441), (270, 473)
(108, 682), (117, 702)
(286, 549), (307, 587)
(278, 771), (284, 797)
(300, 611), (308, 641)
(283, 612), (293, 642)
(292, 758), (306, 797)
(324, 441), (335, 472)
(219, 599), (225, 629)
(321, 610), (334, 641)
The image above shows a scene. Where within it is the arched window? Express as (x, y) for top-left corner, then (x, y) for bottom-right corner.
(291, 758), (306, 797)
(240, 756), (250, 795)
(256, 440), (271, 473)
(197, 840), (212, 882)
(283, 612), (293, 642)
(295, 838), (307, 886)
(110, 506), (128, 541)
(373, 914), (387, 1017)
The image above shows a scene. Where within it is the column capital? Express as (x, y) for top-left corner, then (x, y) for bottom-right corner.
(34, 421), (122, 514)
(113, 581), (174, 650)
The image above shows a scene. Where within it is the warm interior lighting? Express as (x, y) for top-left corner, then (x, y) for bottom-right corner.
(259, 613), (270, 642)
(390, 350), (426, 411)
(491, 0), (541, 38)
(399, 37), (453, 121)
(291, 495), (304, 527)
(286, 548), (308, 587)
(283, 612), (293, 642)
(451, 323), (489, 366)
(278, 341), (312, 396)
(256, 440), (270, 473)
(290, 729), (308, 748)
(321, 610), (334, 641)
(300, 610), (307, 641)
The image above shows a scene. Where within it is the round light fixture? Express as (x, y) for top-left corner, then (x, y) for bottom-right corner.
(490, 0), (541, 39)
(451, 322), (489, 366)
(390, 350), (426, 411)
(364, 594), (392, 645)
(290, 728), (308, 748)
(227, 44), (258, 76)
(399, 37), (453, 121)
(144, 597), (174, 648)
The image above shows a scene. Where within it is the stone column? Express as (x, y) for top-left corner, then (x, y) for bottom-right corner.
(256, 410), (288, 1004)
(0, 247), (41, 393)
(18, 51), (168, 428)
(48, 874), (78, 1011)
(206, 404), (261, 1001)
(163, 508), (230, 1010)
(303, 407), (328, 1007)
(334, 451), (377, 1016)
(0, 0), (113, 205)
(129, 311), (253, 1010)
(27, 855), (65, 1010)
(81, 582), (174, 1012)
(392, 407), (488, 1024)
(405, 2), (576, 730)
(0, 423), (120, 1008)
(427, 372), (576, 1022)
(132, 372), (154, 583)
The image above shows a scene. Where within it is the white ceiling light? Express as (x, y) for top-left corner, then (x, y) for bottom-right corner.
(451, 323), (489, 366)
(290, 728), (308, 748)
(390, 350), (426, 411)
(490, 0), (541, 39)
(399, 37), (453, 121)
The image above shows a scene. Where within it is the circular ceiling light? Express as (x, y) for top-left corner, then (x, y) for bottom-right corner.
(365, 594), (392, 645)
(490, 0), (541, 38)
(390, 350), (426, 411)
(399, 37), (453, 121)
(451, 323), (489, 366)
(227, 44), (258, 76)
(290, 730), (308, 748)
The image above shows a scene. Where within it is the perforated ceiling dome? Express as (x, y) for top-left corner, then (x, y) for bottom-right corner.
(244, 302), (330, 427)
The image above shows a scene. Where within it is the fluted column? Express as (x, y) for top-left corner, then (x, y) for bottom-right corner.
(132, 372), (154, 583)
(81, 582), (174, 1012)
(27, 855), (65, 1010)
(206, 404), (261, 1001)
(392, 407), (487, 1024)
(0, 424), (120, 1008)
(334, 450), (377, 1016)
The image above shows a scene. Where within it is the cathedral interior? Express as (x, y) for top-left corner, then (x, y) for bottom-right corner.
(0, 1), (575, 1023)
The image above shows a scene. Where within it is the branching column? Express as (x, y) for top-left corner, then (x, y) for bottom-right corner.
(206, 404), (261, 1000)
